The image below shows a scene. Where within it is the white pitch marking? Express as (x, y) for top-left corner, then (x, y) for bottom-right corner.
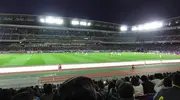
(27, 54), (33, 61)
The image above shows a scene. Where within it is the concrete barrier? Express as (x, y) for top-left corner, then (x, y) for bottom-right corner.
(61, 59), (180, 69)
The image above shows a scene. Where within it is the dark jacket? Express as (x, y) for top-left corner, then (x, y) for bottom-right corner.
(142, 81), (155, 94)
(154, 87), (180, 100)
(107, 93), (135, 100)
(107, 90), (135, 100)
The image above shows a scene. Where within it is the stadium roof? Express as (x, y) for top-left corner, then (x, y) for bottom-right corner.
(0, 13), (180, 33)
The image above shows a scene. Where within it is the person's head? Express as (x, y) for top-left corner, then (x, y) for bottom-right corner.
(141, 75), (149, 82)
(154, 73), (164, 79)
(136, 75), (140, 79)
(124, 77), (130, 82)
(129, 76), (132, 79)
(35, 85), (39, 90)
(172, 73), (180, 88)
(148, 75), (154, 81)
(163, 77), (172, 87)
(108, 81), (116, 91)
(131, 77), (140, 86)
(118, 82), (134, 98)
(159, 73), (164, 79)
(112, 79), (117, 85)
(97, 80), (105, 89)
(116, 79), (124, 90)
(44, 84), (53, 94)
(154, 73), (159, 79)
(10, 88), (17, 96)
(59, 76), (97, 100)
(163, 73), (168, 77)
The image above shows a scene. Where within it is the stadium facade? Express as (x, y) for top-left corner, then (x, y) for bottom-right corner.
(0, 13), (180, 53)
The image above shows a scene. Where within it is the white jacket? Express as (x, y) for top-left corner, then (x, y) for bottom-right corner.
(152, 79), (161, 85)
(133, 84), (144, 96)
(154, 79), (164, 92)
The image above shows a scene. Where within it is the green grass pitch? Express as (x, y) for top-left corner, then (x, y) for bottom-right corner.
(0, 52), (180, 67)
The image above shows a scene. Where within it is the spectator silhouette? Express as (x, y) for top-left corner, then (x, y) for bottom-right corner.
(152, 73), (163, 85)
(40, 84), (54, 100)
(154, 77), (172, 92)
(131, 77), (144, 96)
(58, 76), (98, 100)
(108, 81), (134, 100)
(141, 75), (155, 94)
(154, 73), (180, 100)
(119, 82), (134, 100)
(12, 92), (35, 100)
(124, 77), (130, 83)
(0, 89), (12, 100)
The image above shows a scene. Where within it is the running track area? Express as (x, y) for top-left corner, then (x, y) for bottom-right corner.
(0, 63), (180, 84)
(40, 64), (180, 83)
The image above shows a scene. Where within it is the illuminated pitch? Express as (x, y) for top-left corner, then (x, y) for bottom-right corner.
(0, 52), (179, 67)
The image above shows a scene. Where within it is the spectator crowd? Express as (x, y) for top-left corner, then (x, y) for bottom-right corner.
(0, 71), (180, 100)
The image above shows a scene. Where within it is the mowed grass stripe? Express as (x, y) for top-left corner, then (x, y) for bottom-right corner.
(3, 54), (33, 66)
(71, 53), (126, 63)
(52, 53), (82, 64)
(24, 54), (46, 66)
(80, 53), (107, 62)
(41, 54), (62, 65)
(70, 53), (103, 63)
(114, 52), (159, 61)
(0, 54), (17, 65)
(1, 54), (27, 66)
(62, 53), (96, 63)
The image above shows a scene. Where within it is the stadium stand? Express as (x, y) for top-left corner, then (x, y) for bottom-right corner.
(0, 14), (180, 54)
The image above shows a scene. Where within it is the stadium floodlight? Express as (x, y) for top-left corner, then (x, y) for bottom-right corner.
(151, 21), (163, 28)
(71, 20), (79, 25)
(45, 16), (56, 24)
(40, 18), (45, 23)
(55, 18), (64, 25)
(80, 21), (87, 26)
(143, 21), (163, 30)
(143, 23), (156, 30)
(132, 26), (138, 31)
(120, 25), (128, 31)
(137, 25), (144, 31)
(40, 16), (64, 25)
(87, 22), (91, 26)
(133, 21), (163, 31)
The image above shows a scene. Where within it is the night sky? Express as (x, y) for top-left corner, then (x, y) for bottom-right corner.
(0, 0), (180, 25)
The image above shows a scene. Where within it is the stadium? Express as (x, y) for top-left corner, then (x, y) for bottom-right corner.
(0, 13), (180, 88)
